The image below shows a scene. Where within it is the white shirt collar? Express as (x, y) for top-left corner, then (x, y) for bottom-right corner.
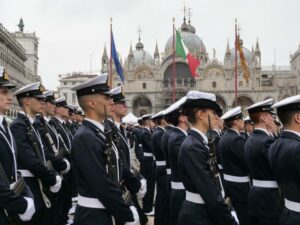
(284, 129), (300, 138)
(19, 111), (34, 124)
(44, 116), (50, 122)
(157, 126), (165, 131)
(175, 126), (187, 136)
(115, 121), (121, 129)
(191, 127), (208, 144)
(84, 118), (104, 132)
(254, 128), (271, 136)
(144, 127), (150, 131)
(0, 115), (4, 130)
(54, 116), (65, 124)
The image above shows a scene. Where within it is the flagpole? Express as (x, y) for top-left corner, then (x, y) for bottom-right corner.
(172, 18), (176, 103)
(234, 18), (238, 105)
(109, 17), (113, 88)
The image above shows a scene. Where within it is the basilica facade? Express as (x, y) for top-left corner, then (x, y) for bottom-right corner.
(103, 16), (300, 116)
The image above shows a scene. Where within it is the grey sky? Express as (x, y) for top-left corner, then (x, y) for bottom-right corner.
(0, 0), (299, 90)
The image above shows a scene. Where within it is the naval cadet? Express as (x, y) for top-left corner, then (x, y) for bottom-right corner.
(49, 97), (74, 225)
(70, 74), (139, 225)
(139, 114), (156, 215)
(151, 110), (168, 225)
(109, 86), (147, 224)
(268, 95), (300, 224)
(219, 106), (252, 225)
(178, 90), (237, 225)
(166, 97), (189, 225)
(132, 118), (144, 163)
(11, 82), (62, 225)
(0, 66), (35, 224)
(244, 98), (282, 225)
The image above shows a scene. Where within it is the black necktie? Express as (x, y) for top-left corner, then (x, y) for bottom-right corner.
(120, 126), (126, 138)
(2, 118), (11, 141)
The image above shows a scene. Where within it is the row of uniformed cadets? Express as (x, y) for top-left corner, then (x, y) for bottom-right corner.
(0, 66), (83, 225)
(133, 91), (300, 225)
(2, 66), (300, 225)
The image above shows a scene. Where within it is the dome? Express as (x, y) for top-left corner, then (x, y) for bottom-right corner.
(229, 46), (253, 65)
(164, 31), (206, 57)
(124, 49), (154, 68)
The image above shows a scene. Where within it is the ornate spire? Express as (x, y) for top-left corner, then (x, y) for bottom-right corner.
(102, 45), (108, 59)
(181, 4), (189, 32)
(255, 38), (260, 52)
(226, 39), (231, 54)
(18, 17), (24, 32)
(154, 41), (159, 58)
(128, 42), (133, 57)
(135, 26), (144, 50)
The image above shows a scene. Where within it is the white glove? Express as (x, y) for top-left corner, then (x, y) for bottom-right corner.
(136, 179), (147, 199)
(19, 197), (35, 221)
(125, 206), (140, 225)
(50, 175), (62, 193)
(61, 158), (71, 174)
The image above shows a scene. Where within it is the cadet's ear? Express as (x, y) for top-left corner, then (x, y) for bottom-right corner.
(294, 112), (300, 124)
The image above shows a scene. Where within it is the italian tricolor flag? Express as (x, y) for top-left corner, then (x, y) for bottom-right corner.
(176, 29), (200, 77)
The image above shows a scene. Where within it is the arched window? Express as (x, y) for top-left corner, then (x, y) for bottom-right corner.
(212, 81), (217, 88)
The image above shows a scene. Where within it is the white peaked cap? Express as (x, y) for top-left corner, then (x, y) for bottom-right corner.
(272, 94), (300, 111)
(186, 90), (216, 101)
(221, 106), (243, 121)
(71, 73), (113, 96)
(13, 82), (45, 98)
(245, 98), (274, 114)
(164, 96), (187, 116)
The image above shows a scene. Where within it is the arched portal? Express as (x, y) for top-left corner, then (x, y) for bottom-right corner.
(216, 95), (226, 111)
(233, 96), (254, 109)
(132, 96), (152, 117)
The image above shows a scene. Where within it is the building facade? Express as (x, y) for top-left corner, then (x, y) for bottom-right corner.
(0, 18), (41, 116)
(104, 15), (299, 116)
(57, 73), (97, 105)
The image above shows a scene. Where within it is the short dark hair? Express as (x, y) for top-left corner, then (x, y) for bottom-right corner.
(225, 120), (234, 128)
(184, 107), (204, 125)
(249, 112), (261, 124)
(277, 110), (300, 127)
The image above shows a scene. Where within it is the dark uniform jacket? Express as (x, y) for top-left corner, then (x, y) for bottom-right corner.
(152, 126), (166, 174)
(71, 120), (133, 225)
(49, 117), (72, 151)
(132, 127), (143, 162)
(162, 126), (175, 175)
(10, 113), (57, 210)
(34, 116), (68, 173)
(168, 127), (186, 183)
(178, 129), (237, 225)
(218, 129), (250, 203)
(106, 120), (141, 194)
(268, 131), (300, 224)
(245, 129), (282, 219)
(0, 122), (29, 224)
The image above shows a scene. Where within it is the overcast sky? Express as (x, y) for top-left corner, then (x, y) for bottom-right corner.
(0, 0), (299, 90)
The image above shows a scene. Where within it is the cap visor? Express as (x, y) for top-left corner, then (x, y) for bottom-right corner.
(0, 83), (16, 89)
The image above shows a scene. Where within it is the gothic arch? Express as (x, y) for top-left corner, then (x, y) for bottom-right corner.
(232, 95), (254, 109)
(216, 95), (226, 111)
(133, 66), (154, 80)
(131, 95), (153, 117)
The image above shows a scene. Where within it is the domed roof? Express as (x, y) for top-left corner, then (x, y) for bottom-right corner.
(164, 30), (206, 57)
(124, 42), (154, 69)
(229, 40), (253, 65)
